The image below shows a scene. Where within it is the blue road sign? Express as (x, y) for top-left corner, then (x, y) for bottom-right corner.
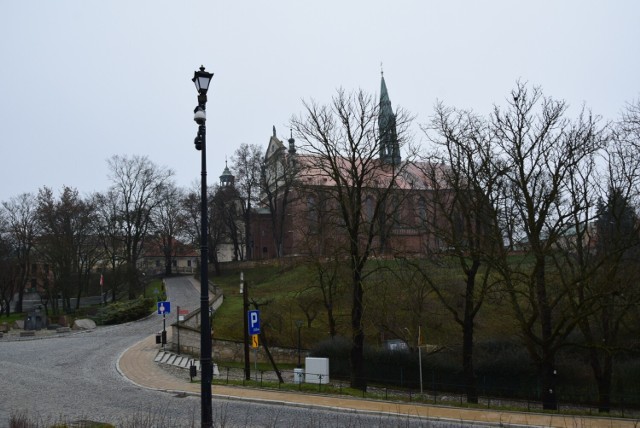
(248, 310), (260, 335)
(157, 301), (171, 315)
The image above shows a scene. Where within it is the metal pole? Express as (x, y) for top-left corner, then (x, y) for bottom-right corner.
(242, 272), (251, 380)
(192, 65), (214, 428)
(162, 312), (166, 351)
(418, 345), (423, 394)
(198, 101), (213, 428)
(418, 326), (423, 394)
(297, 325), (301, 367)
(296, 320), (303, 368)
(177, 305), (180, 355)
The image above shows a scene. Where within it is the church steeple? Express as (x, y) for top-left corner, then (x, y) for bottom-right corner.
(378, 71), (400, 165)
(220, 159), (234, 187)
(287, 128), (296, 155)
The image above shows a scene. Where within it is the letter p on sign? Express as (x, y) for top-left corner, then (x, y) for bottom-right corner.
(248, 310), (260, 335)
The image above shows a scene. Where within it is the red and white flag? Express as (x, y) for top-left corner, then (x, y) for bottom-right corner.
(100, 274), (104, 286)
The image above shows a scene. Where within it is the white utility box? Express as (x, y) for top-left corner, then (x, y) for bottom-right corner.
(293, 368), (304, 384)
(304, 357), (329, 384)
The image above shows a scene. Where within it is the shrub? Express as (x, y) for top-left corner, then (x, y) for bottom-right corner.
(92, 297), (154, 325)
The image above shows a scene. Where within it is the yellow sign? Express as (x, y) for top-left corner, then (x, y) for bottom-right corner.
(251, 334), (259, 349)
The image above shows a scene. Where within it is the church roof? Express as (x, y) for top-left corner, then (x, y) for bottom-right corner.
(295, 154), (449, 191)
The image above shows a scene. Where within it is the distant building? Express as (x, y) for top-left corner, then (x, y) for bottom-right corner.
(137, 237), (198, 275)
(246, 74), (449, 260)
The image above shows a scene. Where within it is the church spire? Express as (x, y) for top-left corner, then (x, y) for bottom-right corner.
(288, 128), (296, 155)
(378, 72), (400, 165)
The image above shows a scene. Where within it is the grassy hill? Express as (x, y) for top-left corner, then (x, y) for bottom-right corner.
(207, 258), (518, 350)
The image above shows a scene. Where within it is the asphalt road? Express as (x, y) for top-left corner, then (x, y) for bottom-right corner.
(1, 276), (488, 427)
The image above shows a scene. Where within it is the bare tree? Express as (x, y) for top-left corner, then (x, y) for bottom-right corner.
(231, 144), (263, 260)
(152, 183), (186, 275)
(299, 249), (349, 339)
(416, 102), (505, 403)
(558, 100), (640, 412)
(368, 260), (432, 352)
(94, 189), (127, 302)
(291, 88), (415, 390)
(0, 215), (21, 316)
(36, 186), (97, 314)
(488, 82), (606, 410)
(1, 193), (39, 313)
(106, 155), (173, 299)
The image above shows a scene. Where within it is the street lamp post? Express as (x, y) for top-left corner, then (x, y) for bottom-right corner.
(295, 320), (303, 368)
(192, 65), (214, 428)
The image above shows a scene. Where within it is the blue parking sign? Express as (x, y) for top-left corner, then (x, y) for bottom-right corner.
(248, 310), (260, 335)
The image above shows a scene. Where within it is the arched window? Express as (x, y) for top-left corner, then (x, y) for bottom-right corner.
(365, 195), (374, 221)
(417, 196), (427, 224)
(307, 195), (318, 232)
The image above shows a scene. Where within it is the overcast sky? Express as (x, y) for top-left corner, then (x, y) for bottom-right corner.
(1, 1), (639, 203)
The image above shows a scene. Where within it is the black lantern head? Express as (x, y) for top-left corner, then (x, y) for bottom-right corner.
(192, 65), (214, 95)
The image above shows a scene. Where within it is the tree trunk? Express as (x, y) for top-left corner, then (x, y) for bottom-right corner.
(462, 317), (477, 404)
(535, 261), (558, 410)
(15, 262), (28, 313)
(75, 282), (82, 310)
(326, 304), (337, 338)
(350, 274), (366, 390)
(590, 350), (613, 413)
(463, 260), (479, 404)
(212, 256), (221, 277)
(127, 266), (137, 300)
(540, 359), (558, 410)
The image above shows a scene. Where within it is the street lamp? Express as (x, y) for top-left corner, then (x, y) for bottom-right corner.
(192, 64), (214, 428)
(295, 320), (304, 368)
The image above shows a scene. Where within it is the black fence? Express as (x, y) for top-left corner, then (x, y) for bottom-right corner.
(206, 365), (640, 419)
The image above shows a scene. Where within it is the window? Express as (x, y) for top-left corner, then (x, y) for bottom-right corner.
(392, 195), (402, 226)
(365, 196), (374, 221)
(307, 195), (319, 232)
(417, 197), (427, 223)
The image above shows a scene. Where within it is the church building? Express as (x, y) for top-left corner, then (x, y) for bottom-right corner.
(241, 73), (446, 261)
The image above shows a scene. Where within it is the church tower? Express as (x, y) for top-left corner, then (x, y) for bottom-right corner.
(378, 71), (401, 166)
(219, 160), (234, 187)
